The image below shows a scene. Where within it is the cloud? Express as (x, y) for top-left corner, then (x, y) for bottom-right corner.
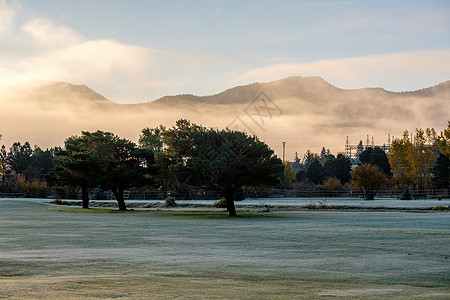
(0, 6), (224, 103)
(22, 18), (83, 47)
(1, 0), (449, 104)
(0, 38), (149, 83)
(0, 0), (17, 35)
(0, 12), (159, 102)
(237, 49), (450, 92)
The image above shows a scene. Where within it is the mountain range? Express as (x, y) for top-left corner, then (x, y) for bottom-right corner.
(1, 76), (449, 159)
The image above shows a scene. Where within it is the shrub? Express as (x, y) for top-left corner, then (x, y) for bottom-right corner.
(12, 174), (48, 198)
(213, 197), (227, 208)
(320, 177), (343, 190)
(291, 181), (314, 190)
(51, 186), (78, 200)
(431, 206), (449, 211)
(400, 184), (413, 200)
(165, 195), (176, 207)
(50, 198), (68, 205)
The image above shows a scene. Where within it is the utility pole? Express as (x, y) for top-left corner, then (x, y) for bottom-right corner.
(282, 142), (286, 162)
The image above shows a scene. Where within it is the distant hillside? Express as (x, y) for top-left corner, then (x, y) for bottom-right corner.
(1, 76), (449, 159)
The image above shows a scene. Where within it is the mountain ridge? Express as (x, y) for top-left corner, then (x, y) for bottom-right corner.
(4, 76), (448, 107)
(1, 76), (449, 159)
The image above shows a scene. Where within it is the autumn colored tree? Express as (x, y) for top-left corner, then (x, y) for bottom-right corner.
(320, 177), (343, 190)
(283, 161), (296, 189)
(389, 128), (438, 189)
(351, 163), (389, 200)
(409, 128), (437, 190)
(388, 131), (413, 187)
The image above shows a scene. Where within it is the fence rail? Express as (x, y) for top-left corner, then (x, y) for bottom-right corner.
(114, 189), (449, 201)
(0, 192), (26, 198)
(2, 189), (448, 200)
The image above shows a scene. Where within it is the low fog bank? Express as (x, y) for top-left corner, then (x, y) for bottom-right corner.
(0, 77), (448, 158)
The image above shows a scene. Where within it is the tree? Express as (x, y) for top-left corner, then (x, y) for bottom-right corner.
(359, 147), (391, 176)
(389, 128), (438, 189)
(49, 131), (157, 210)
(319, 147), (335, 165)
(432, 154), (450, 190)
(27, 147), (55, 181)
(388, 131), (413, 187)
(351, 163), (389, 200)
(302, 150), (319, 170)
(408, 128), (437, 190)
(305, 159), (325, 184)
(283, 161), (296, 189)
(91, 131), (156, 211)
(48, 136), (103, 208)
(295, 170), (305, 182)
(139, 125), (166, 153)
(320, 177), (343, 190)
(436, 121), (450, 156)
(0, 145), (7, 191)
(162, 120), (283, 216)
(399, 184), (413, 200)
(6, 142), (34, 178)
(0, 135), (3, 188)
(324, 153), (352, 184)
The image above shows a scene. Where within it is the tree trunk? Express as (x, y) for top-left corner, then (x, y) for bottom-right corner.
(364, 188), (375, 200)
(114, 186), (127, 211)
(225, 188), (237, 217)
(81, 183), (89, 208)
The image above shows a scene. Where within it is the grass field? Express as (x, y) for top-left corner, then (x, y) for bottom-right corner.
(0, 199), (449, 299)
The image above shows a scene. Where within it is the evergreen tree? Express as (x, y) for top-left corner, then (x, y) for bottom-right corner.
(359, 147), (391, 176)
(162, 119), (283, 216)
(306, 159), (325, 184)
(400, 184), (413, 200)
(432, 154), (450, 190)
(324, 154), (352, 184)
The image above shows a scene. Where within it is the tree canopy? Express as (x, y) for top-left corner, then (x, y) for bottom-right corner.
(351, 163), (389, 200)
(388, 129), (437, 189)
(154, 119), (283, 216)
(305, 159), (325, 184)
(324, 153), (352, 184)
(49, 131), (156, 210)
(432, 154), (450, 190)
(359, 147), (391, 176)
(437, 121), (450, 156)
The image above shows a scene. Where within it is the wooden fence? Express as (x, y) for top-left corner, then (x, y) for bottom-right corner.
(1, 189), (447, 200)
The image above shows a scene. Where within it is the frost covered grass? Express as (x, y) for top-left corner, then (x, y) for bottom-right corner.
(0, 199), (449, 299)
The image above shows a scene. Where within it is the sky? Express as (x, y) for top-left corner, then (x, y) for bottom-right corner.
(1, 0), (450, 103)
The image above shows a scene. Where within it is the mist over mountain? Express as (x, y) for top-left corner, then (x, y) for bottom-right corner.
(1, 76), (449, 159)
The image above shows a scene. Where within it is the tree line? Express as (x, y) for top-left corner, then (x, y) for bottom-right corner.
(284, 122), (449, 199)
(0, 120), (284, 216)
(0, 121), (449, 212)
